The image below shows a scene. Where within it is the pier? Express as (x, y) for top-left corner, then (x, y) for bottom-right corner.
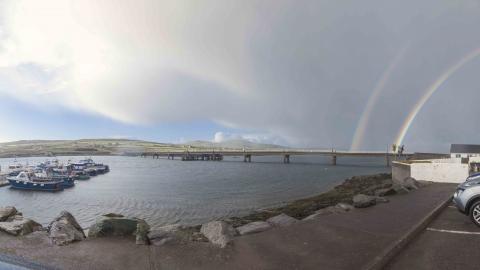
(141, 149), (415, 166)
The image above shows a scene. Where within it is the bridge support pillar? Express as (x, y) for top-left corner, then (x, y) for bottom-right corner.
(386, 155), (390, 167)
(283, 154), (290, 164)
(332, 155), (337, 166)
(244, 155), (251, 163)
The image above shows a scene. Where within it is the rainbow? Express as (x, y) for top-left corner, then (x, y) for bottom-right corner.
(394, 47), (480, 146)
(350, 46), (409, 151)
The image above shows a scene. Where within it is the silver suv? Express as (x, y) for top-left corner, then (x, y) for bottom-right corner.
(453, 173), (480, 226)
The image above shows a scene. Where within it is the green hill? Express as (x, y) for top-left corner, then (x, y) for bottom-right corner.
(0, 138), (287, 158)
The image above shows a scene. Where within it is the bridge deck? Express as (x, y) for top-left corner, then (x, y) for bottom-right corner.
(141, 150), (412, 157)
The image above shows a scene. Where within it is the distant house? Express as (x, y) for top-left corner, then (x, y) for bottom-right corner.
(450, 144), (480, 158)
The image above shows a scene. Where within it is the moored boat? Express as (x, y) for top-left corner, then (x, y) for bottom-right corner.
(73, 171), (90, 180)
(7, 172), (64, 192)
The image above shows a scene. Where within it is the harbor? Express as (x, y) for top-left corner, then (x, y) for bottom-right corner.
(0, 155), (390, 229)
(0, 158), (110, 192)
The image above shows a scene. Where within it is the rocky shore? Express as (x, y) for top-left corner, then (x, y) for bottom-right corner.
(0, 173), (426, 251)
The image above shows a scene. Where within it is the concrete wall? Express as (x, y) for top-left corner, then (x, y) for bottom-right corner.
(392, 162), (411, 184)
(392, 160), (469, 184)
(410, 162), (468, 183)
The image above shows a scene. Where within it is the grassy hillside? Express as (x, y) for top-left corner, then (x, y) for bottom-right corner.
(0, 139), (287, 158)
(185, 139), (286, 150)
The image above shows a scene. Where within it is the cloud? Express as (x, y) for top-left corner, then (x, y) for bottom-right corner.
(213, 131), (286, 146)
(1, 0), (480, 150)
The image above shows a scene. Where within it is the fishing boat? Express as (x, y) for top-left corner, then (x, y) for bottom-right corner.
(73, 158), (110, 176)
(72, 171), (90, 180)
(40, 165), (76, 188)
(7, 172), (64, 192)
(53, 175), (75, 188)
(6, 162), (25, 177)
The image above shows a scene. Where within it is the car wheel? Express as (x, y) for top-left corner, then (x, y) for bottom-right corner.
(469, 201), (480, 227)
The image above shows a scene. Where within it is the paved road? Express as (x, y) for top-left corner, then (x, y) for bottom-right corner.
(386, 202), (480, 270)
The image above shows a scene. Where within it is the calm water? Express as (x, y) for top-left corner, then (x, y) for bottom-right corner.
(0, 156), (389, 229)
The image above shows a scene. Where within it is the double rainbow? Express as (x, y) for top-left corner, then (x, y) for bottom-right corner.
(351, 47), (480, 150)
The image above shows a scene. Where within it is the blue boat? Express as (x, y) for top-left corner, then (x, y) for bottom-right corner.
(7, 172), (64, 192)
(49, 168), (75, 188)
(52, 175), (75, 188)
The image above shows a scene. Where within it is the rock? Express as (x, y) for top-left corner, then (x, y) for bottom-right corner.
(336, 203), (354, 211)
(403, 177), (419, 190)
(135, 220), (150, 245)
(47, 211), (86, 246)
(103, 213), (124, 218)
(200, 221), (236, 248)
(148, 230), (176, 246)
(6, 214), (24, 222)
(392, 184), (410, 195)
(266, 214), (298, 227)
(375, 197), (389, 203)
(237, 221), (271, 236)
(302, 213), (322, 221)
(417, 180), (433, 187)
(314, 206), (341, 215)
(375, 188), (396, 197)
(87, 213), (145, 239)
(303, 203), (355, 221)
(0, 207), (17, 222)
(158, 224), (184, 232)
(0, 217), (42, 236)
(353, 194), (377, 208)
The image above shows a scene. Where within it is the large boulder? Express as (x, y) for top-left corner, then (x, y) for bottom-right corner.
(0, 216), (42, 236)
(375, 188), (396, 197)
(47, 211), (86, 246)
(303, 203), (354, 221)
(0, 207), (17, 222)
(335, 203), (355, 212)
(148, 230), (176, 246)
(135, 219), (150, 245)
(375, 197), (389, 203)
(392, 184), (410, 195)
(87, 213), (148, 240)
(267, 214), (298, 227)
(353, 194), (377, 208)
(200, 221), (236, 248)
(237, 221), (271, 236)
(403, 177), (419, 190)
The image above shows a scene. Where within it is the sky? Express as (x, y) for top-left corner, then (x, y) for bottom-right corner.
(0, 0), (480, 152)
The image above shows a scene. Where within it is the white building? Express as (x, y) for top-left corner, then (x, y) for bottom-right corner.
(450, 144), (480, 158)
(391, 144), (480, 183)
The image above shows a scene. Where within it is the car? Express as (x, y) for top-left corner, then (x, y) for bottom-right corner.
(453, 173), (480, 226)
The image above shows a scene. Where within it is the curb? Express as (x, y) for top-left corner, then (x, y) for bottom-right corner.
(362, 195), (453, 270)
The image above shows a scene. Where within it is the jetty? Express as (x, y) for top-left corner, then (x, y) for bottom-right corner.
(140, 149), (418, 166)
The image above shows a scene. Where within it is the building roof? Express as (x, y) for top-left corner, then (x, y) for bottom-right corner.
(450, 144), (480, 154)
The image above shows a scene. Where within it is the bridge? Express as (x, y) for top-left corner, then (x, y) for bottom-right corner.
(140, 149), (415, 166)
